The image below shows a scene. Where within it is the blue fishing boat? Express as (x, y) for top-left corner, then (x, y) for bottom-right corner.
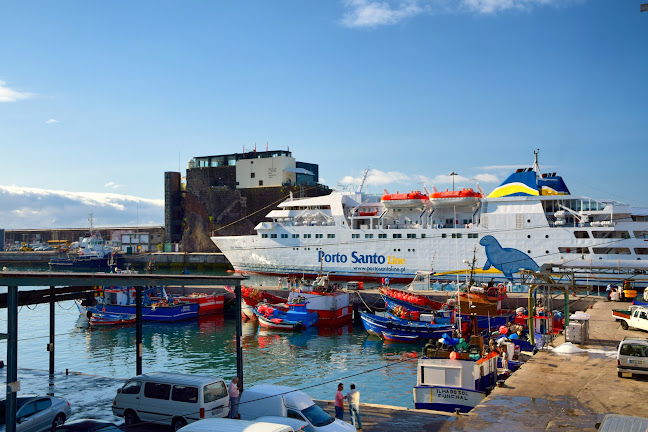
(254, 299), (319, 331)
(76, 286), (200, 322)
(359, 311), (454, 342)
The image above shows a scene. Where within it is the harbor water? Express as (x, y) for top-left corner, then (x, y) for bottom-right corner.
(0, 277), (425, 419)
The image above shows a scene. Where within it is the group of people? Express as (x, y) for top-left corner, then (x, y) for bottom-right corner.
(606, 280), (633, 301)
(228, 377), (363, 431)
(335, 382), (363, 430)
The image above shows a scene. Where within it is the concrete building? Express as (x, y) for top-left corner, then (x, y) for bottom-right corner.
(165, 148), (329, 252)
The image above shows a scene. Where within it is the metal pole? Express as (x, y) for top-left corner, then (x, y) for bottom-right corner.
(49, 285), (55, 379)
(235, 284), (243, 389)
(528, 286), (535, 346)
(136, 286), (143, 375)
(6, 286), (18, 432)
(564, 289), (570, 328)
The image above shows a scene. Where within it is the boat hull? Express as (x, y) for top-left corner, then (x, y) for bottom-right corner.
(95, 303), (199, 322)
(413, 386), (486, 413)
(359, 312), (454, 341)
(174, 294), (224, 315)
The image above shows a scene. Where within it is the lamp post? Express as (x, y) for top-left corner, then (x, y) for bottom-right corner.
(449, 172), (458, 191)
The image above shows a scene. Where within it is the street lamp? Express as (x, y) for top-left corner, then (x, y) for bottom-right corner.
(449, 172), (458, 191)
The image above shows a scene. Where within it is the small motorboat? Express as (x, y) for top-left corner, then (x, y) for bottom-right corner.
(86, 310), (136, 326)
(254, 299), (319, 331)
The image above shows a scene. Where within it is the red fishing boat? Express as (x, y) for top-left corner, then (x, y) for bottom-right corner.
(173, 293), (224, 315)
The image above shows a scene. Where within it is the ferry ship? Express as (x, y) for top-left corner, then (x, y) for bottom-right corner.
(211, 153), (648, 284)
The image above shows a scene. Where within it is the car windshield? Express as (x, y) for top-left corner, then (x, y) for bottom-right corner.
(301, 404), (335, 427)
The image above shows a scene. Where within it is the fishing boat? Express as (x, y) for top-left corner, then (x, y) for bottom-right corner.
(212, 151), (648, 287)
(49, 213), (123, 272)
(77, 286), (199, 322)
(358, 311), (454, 342)
(254, 299), (319, 331)
(172, 293), (224, 315)
(288, 274), (352, 326)
(413, 348), (499, 413)
(224, 286), (286, 320)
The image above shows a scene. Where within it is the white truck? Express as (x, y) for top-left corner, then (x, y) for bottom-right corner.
(612, 305), (648, 331)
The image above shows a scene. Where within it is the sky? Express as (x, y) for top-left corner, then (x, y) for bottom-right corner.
(1, 0), (647, 229)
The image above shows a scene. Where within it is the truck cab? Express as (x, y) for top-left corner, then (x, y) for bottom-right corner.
(612, 305), (648, 332)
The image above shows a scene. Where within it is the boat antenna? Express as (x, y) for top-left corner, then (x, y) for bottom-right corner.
(532, 148), (542, 178)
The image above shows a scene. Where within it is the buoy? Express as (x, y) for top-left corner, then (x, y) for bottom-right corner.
(449, 351), (458, 360)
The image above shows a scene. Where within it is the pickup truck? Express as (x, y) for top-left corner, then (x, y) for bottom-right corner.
(613, 305), (648, 331)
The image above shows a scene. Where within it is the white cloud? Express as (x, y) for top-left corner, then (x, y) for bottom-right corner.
(341, 0), (425, 28)
(104, 181), (121, 189)
(45, 119), (59, 124)
(0, 80), (33, 102)
(340, 0), (571, 28)
(0, 185), (163, 229)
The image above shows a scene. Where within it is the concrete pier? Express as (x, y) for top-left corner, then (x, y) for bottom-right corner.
(434, 299), (648, 431)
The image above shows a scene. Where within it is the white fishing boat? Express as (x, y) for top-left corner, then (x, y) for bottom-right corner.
(212, 151), (648, 285)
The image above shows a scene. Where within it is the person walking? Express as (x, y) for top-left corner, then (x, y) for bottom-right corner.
(228, 377), (241, 419)
(345, 383), (363, 430)
(334, 383), (345, 420)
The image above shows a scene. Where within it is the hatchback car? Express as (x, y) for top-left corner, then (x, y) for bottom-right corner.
(0, 395), (71, 432)
(617, 337), (648, 378)
(55, 419), (121, 431)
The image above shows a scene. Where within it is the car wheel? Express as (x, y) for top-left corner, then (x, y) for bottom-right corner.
(172, 417), (187, 431)
(618, 372), (623, 378)
(51, 413), (66, 430)
(620, 321), (629, 330)
(124, 410), (140, 426)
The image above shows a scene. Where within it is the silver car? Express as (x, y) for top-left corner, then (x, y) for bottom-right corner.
(0, 395), (71, 432)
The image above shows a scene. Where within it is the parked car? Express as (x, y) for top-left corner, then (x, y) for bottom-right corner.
(0, 394), (71, 432)
(617, 337), (648, 378)
(256, 416), (314, 432)
(55, 419), (121, 431)
(178, 418), (295, 432)
(239, 385), (355, 432)
(112, 372), (229, 431)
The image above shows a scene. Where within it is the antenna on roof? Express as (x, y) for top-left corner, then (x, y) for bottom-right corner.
(532, 148), (542, 177)
(357, 168), (370, 193)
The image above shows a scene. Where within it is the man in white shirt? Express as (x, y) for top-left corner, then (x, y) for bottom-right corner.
(228, 377), (241, 419)
(345, 383), (363, 430)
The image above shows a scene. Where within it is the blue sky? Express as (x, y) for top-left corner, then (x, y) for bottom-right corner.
(1, 0), (647, 228)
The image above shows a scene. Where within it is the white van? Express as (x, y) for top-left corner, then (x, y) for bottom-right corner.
(178, 418), (294, 432)
(112, 372), (229, 431)
(617, 337), (648, 378)
(239, 385), (355, 432)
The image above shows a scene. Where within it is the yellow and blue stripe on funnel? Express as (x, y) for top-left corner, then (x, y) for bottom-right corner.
(488, 169), (570, 198)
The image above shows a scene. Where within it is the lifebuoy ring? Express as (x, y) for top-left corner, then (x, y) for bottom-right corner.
(442, 304), (449, 311)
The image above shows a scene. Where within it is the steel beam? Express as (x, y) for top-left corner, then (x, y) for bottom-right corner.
(136, 286), (143, 376)
(6, 286), (18, 432)
(236, 284), (243, 390)
(49, 285), (55, 378)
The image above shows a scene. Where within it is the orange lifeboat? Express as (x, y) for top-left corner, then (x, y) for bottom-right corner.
(380, 191), (429, 209)
(429, 188), (482, 208)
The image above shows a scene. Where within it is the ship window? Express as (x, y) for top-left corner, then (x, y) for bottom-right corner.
(378, 234), (387, 239)
(352, 234), (360, 239)
(559, 247), (590, 254)
(270, 234), (277, 238)
(292, 234), (299, 238)
(259, 180), (263, 186)
(592, 247), (631, 255)
(634, 231), (648, 239)
(304, 234), (311, 239)
(592, 231), (630, 239)
(451, 233), (462, 239)
(281, 234), (288, 238)
(315, 234), (323, 238)
(407, 234), (416, 239)
(328, 234), (335, 238)
(421, 234), (426, 239)
(365, 234), (373, 239)
(468, 233), (478, 239)
(574, 232), (589, 239)
(635, 248), (648, 255)
(442, 234), (447, 238)
(261, 234), (268, 238)
(251, 172), (255, 178)
(393, 234), (402, 239)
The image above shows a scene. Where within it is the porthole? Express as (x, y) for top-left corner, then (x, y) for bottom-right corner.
(527, 219), (531, 223)
(545, 235), (549, 238)
(527, 235), (531, 239)
(527, 250), (531, 254)
(546, 250), (549, 254)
